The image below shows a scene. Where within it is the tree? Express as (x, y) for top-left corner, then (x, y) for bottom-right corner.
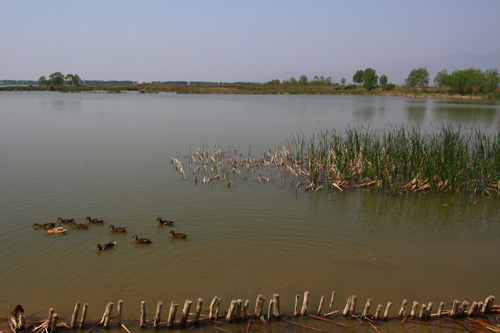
(483, 69), (499, 93)
(38, 76), (48, 86)
(267, 79), (280, 85)
(447, 68), (498, 94)
(353, 70), (364, 86)
(290, 77), (297, 86)
(298, 75), (308, 86)
(49, 72), (65, 86)
(379, 74), (388, 86)
(362, 68), (378, 90)
(433, 69), (449, 87)
(405, 67), (429, 88)
(340, 77), (346, 86)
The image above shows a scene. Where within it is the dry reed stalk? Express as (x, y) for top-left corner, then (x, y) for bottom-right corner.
(309, 314), (346, 327)
(281, 318), (328, 332)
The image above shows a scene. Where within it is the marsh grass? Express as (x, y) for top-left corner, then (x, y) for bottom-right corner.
(288, 124), (500, 195)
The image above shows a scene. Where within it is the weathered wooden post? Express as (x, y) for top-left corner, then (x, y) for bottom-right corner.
(267, 300), (274, 321)
(70, 301), (80, 329)
(301, 291), (309, 316)
(384, 302), (392, 320)
(47, 308), (54, 333)
(117, 300), (123, 327)
(243, 299), (250, 321)
(458, 301), (469, 317)
(349, 295), (357, 314)
(166, 301), (178, 328)
(468, 301), (479, 317)
(140, 301), (147, 328)
(208, 296), (218, 320)
(424, 302), (433, 321)
(374, 304), (383, 319)
(437, 301), (445, 318)
(180, 300), (192, 326)
(328, 291), (336, 313)
(214, 298), (221, 319)
(236, 299), (243, 320)
(153, 301), (162, 328)
(194, 298), (203, 325)
(317, 295), (325, 316)
(226, 300), (237, 322)
(343, 296), (352, 317)
(79, 303), (88, 329)
(398, 299), (408, 318)
(361, 299), (372, 319)
(273, 294), (280, 319)
(50, 313), (58, 333)
(482, 295), (495, 314)
(450, 300), (460, 318)
(255, 294), (265, 322)
(418, 304), (426, 320)
(410, 301), (418, 319)
(102, 302), (113, 328)
(294, 295), (300, 316)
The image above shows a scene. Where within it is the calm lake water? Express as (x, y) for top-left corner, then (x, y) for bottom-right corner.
(0, 92), (499, 331)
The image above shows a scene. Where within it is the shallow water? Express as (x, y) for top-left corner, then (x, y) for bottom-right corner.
(0, 92), (499, 331)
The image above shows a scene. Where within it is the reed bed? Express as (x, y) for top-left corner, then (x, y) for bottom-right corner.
(172, 125), (500, 196)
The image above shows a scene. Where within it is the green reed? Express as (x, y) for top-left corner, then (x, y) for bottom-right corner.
(289, 124), (500, 195)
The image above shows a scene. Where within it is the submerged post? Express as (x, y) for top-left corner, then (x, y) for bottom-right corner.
(273, 294), (280, 319)
(301, 291), (309, 316)
(384, 302), (392, 320)
(166, 301), (178, 328)
(294, 295), (300, 316)
(70, 301), (80, 328)
(328, 291), (336, 313)
(398, 299), (408, 318)
(317, 295), (325, 316)
(194, 298), (203, 325)
(153, 301), (162, 328)
(117, 300), (123, 327)
(79, 303), (88, 329)
(47, 308), (54, 333)
(180, 300), (192, 326)
(140, 301), (147, 328)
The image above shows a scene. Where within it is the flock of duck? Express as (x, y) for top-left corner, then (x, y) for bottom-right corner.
(32, 216), (187, 251)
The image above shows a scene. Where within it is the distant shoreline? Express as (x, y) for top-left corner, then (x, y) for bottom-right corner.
(0, 84), (498, 100)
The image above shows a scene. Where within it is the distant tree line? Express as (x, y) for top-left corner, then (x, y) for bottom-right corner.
(38, 72), (82, 87)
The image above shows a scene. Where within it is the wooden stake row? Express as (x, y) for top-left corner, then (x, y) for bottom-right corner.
(37, 293), (497, 331)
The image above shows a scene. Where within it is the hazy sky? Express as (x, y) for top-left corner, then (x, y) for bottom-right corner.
(1, 0), (500, 82)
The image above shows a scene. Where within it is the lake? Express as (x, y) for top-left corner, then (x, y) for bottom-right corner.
(0, 92), (499, 331)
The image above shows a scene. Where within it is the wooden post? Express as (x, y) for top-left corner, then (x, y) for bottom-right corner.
(425, 302), (433, 321)
(328, 291), (336, 313)
(273, 294), (280, 319)
(301, 291), (309, 316)
(209, 296), (218, 320)
(153, 301), (163, 328)
(349, 295), (357, 315)
(79, 303), (88, 329)
(398, 299), (408, 318)
(317, 295), (325, 316)
(166, 301), (178, 327)
(267, 300), (274, 321)
(214, 298), (221, 319)
(236, 299), (243, 320)
(437, 302), (445, 318)
(410, 301), (418, 319)
(140, 301), (147, 328)
(374, 304), (383, 319)
(51, 313), (58, 333)
(343, 296), (352, 317)
(117, 300), (123, 327)
(70, 301), (80, 329)
(482, 295), (495, 314)
(180, 300), (192, 326)
(243, 299), (250, 321)
(194, 298), (203, 325)
(362, 299), (372, 319)
(468, 301), (479, 317)
(384, 302), (392, 320)
(255, 294), (265, 322)
(102, 302), (113, 328)
(458, 301), (469, 318)
(418, 304), (426, 320)
(294, 295), (300, 316)
(450, 300), (460, 318)
(47, 308), (54, 333)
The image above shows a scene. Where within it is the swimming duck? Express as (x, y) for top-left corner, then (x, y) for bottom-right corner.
(9, 304), (25, 333)
(109, 224), (127, 233)
(156, 217), (175, 226)
(86, 216), (104, 224)
(132, 235), (152, 244)
(96, 241), (116, 250)
(169, 230), (187, 239)
(33, 222), (56, 229)
(48, 227), (67, 234)
(57, 217), (74, 224)
(72, 221), (88, 229)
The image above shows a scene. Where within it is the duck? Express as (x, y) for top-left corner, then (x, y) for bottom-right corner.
(48, 227), (67, 234)
(156, 217), (175, 226)
(109, 224), (127, 233)
(72, 221), (88, 229)
(169, 230), (187, 239)
(86, 216), (104, 224)
(9, 304), (25, 333)
(57, 217), (74, 224)
(33, 222), (56, 229)
(131, 235), (152, 244)
(96, 241), (116, 250)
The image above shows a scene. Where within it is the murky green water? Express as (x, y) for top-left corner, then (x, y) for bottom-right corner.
(0, 92), (499, 331)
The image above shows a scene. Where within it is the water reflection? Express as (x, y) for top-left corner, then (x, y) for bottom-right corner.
(405, 100), (427, 123)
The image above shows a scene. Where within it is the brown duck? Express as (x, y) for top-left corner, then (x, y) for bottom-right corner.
(132, 235), (152, 244)
(169, 230), (187, 239)
(33, 222), (56, 229)
(109, 224), (127, 233)
(156, 217), (175, 226)
(48, 227), (67, 234)
(57, 217), (74, 224)
(72, 221), (88, 229)
(96, 241), (116, 250)
(86, 216), (104, 224)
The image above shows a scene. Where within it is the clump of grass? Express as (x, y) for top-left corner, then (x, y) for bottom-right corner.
(288, 124), (499, 195)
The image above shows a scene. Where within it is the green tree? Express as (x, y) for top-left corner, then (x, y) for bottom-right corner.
(433, 69), (449, 87)
(340, 77), (346, 86)
(267, 79), (280, 85)
(353, 70), (364, 86)
(38, 76), (48, 86)
(379, 74), (388, 86)
(290, 77), (297, 86)
(298, 75), (308, 86)
(484, 69), (499, 93)
(405, 67), (430, 88)
(362, 68), (378, 90)
(49, 72), (65, 86)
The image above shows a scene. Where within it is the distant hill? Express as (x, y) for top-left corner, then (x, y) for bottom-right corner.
(269, 53), (500, 86)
